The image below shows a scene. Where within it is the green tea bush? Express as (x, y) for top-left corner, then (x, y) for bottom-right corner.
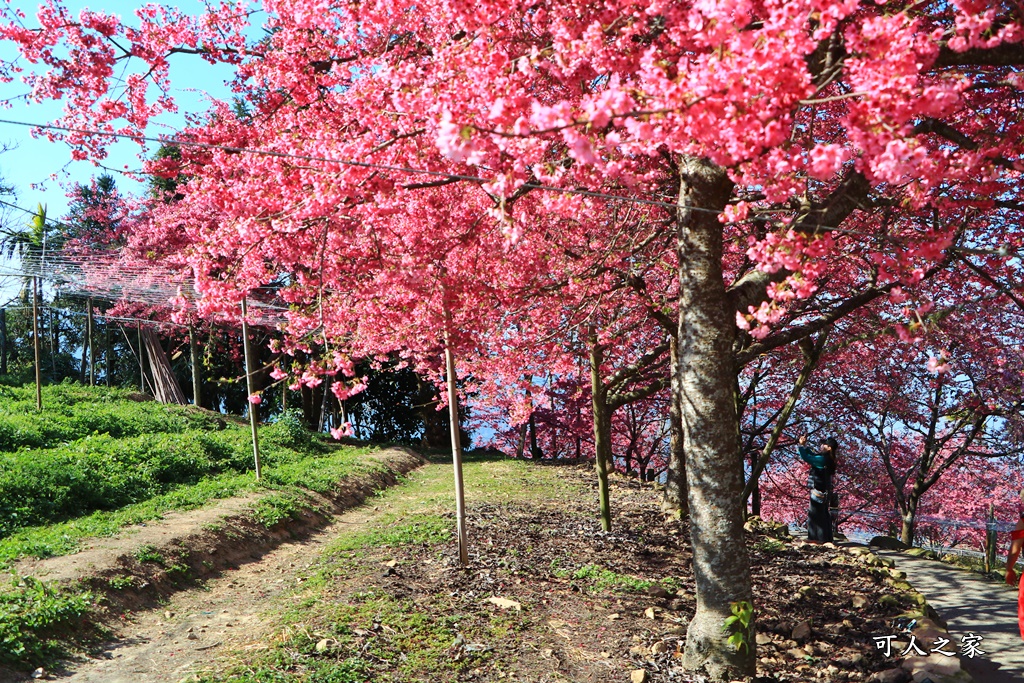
(0, 383), (225, 454)
(0, 432), (238, 536)
(0, 382), (373, 551)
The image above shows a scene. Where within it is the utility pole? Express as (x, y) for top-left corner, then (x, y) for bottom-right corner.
(32, 278), (42, 410)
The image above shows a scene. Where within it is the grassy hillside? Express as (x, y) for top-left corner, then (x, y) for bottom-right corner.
(0, 381), (388, 665)
(0, 382), (375, 566)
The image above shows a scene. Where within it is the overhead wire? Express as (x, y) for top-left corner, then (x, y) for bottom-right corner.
(1, 115), (1021, 330)
(4, 117), (1022, 258)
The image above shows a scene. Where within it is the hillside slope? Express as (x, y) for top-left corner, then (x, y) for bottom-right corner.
(4, 455), (938, 683)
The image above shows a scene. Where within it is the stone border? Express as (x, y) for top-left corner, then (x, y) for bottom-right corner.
(845, 543), (976, 683)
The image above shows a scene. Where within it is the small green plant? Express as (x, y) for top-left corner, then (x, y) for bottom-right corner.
(0, 576), (93, 664)
(723, 600), (754, 654)
(105, 575), (134, 590)
(252, 493), (303, 528)
(134, 545), (164, 565)
(755, 537), (786, 554)
(559, 564), (653, 593)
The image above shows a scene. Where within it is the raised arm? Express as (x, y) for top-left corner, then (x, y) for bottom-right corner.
(797, 446), (828, 469)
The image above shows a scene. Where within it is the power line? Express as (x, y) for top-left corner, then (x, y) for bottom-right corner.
(0, 117), (696, 212)
(3, 125), (1020, 262)
(0, 251), (294, 326)
(7, 117), (1022, 255)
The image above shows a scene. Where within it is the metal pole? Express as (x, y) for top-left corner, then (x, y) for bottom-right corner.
(32, 277), (42, 410)
(443, 310), (469, 567)
(241, 298), (262, 480)
(985, 504), (997, 573)
(87, 298), (95, 386)
(189, 323), (202, 407)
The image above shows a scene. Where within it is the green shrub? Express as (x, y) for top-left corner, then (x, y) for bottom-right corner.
(0, 576), (93, 664)
(0, 382), (373, 558)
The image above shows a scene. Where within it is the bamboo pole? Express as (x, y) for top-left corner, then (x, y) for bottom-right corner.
(87, 298), (95, 386)
(50, 308), (57, 376)
(188, 324), (202, 407)
(241, 298), (262, 480)
(589, 337), (613, 532)
(0, 307), (7, 376)
(442, 308), (469, 567)
(79, 310), (87, 382)
(105, 321), (112, 387)
(138, 322), (145, 392)
(32, 277), (41, 410)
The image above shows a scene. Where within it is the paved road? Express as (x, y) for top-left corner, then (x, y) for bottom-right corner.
(876, 549), (1024, 683)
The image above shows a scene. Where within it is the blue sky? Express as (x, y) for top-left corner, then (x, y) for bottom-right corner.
(0, 0), (254, 301)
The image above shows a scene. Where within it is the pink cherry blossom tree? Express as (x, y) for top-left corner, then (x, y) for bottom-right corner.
(5, 2), (1024, 678)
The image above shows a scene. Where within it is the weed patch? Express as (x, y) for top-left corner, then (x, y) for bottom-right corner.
(558, 563), (654, 593)
(0, 576), (94, 665)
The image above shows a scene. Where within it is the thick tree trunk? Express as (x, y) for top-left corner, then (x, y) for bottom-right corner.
(589, 337), (613, 532)
(529, 411), (542, 459)
(301, 384), (315, 428)
(515, 421), (528, 459)
(901, 492), (922, 546)
(676, 155), (755, 680)
(415, 377), (448, 448)
(662, 335), (688, 516)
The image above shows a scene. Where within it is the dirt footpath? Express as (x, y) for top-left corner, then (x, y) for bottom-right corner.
(0, 447), (425, 683)
(53, 499), (393, 683)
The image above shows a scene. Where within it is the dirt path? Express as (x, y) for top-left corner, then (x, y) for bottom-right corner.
(876, 549), (1024, 683)
(0, 448), (426, 683)
(53, 498), (393, 683)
